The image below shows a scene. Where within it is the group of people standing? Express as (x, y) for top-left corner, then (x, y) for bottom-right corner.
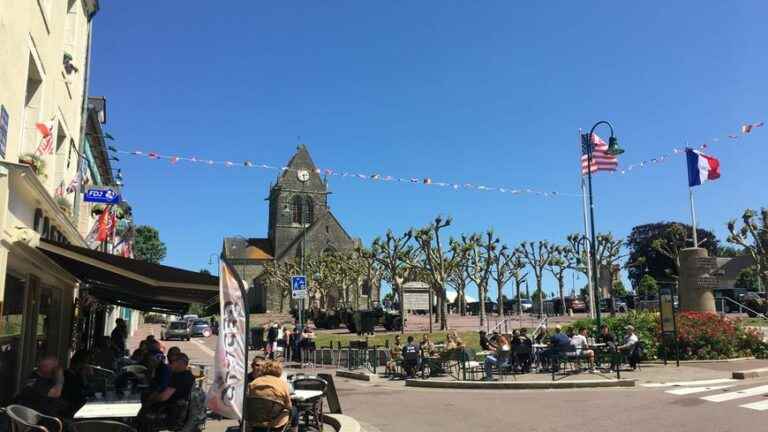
(264, 322), (316, 362)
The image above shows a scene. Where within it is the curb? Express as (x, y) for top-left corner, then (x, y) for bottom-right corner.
(733, 368), (768, 380)
(404, 378), (637, 390)
(323, 414), (362, 432)
(642, 357), (755, 365)
(336, 370), (374, 381)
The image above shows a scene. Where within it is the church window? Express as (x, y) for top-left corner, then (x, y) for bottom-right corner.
(304, 196), (314, 224)
(291, 195), (303, 224)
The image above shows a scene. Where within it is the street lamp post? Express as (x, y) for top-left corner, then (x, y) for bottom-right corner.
(584, 121), (623, 332)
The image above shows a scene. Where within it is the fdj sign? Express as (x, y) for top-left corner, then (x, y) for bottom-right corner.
(84, 188), (121, 204)
(291, 275), (307, 299)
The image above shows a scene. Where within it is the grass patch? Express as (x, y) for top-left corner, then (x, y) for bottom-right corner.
(739, 317), (768, 327)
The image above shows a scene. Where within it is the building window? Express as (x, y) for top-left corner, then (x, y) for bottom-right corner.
(23, 55), (44, 154)
(291, 195), (303, 224)
(304, 196), (314, 224)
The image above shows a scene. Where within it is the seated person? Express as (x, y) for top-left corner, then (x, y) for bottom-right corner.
(385, 335), (403, 377)
(247, 354), (267, 382)
(131, 340), (150, 363)
(445, 331), (462, 351)
(14, 355), (67, 419)
(483, 335), (511, 380)
(166, 346), (182, 363)
(479, 330), (497, 352)
(62, 350), (94, 417)
(598, 325), (616, 348)
(421, 334), (437, 357)
(618, 325), (640, 369)
(515, 328), (533, 372)
(92, 336), (117, 371)
(248, 360), (298, 432)
(401, 336), (422, 378)
(542, 325), (572, 369)
(570, 327), (595, 371)
(138, 353), (195, 431)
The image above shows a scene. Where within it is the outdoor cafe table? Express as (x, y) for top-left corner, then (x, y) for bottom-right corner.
(74, 399), (142, 420)
(291, 389), (323, 402)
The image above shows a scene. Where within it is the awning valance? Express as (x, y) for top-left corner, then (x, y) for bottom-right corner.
(39, 239), (218, 313)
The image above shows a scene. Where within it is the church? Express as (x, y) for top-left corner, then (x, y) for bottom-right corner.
(222, 145), (376, 313)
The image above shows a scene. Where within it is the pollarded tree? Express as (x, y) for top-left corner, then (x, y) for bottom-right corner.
(727, 208), (768, 291)
(355, 245), (383, 308)
(491, 246), (518, 317)
(447, 255), (471, 316)
(414, 216), (469, 330)
(465, 231), (500, 328)
(509, 254), (528, 315)
(372, 229), (416, 333)
(263, 260), (298, 313)
(545, 244), (568, 315)
(517, 241), (552, 318)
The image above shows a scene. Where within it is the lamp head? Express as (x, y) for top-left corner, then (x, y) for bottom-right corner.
(606, 136), (624, 156)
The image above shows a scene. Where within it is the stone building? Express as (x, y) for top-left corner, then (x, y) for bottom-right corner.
(223, 145), (378, 313)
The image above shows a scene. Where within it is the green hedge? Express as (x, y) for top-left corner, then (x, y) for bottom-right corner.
(565, 311), (768, 361)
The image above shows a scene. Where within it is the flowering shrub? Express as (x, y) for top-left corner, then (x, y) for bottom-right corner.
(568, 310), (768, 361)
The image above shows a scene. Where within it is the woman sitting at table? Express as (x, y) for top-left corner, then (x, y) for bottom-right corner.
(445, 331), (462, 351)
(483, 334), (511, 381)
(248, 360), (298, 432)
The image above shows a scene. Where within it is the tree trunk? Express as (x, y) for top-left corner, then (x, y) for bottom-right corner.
(558, 277), (565, 316)
(537, 277), (544, 318)
(459, 285), (467, 316)
(497, 279), (504, 318)
(440, 290), (448, 330)
(478, 283), (485, 329)
(516, 278), (522, 316)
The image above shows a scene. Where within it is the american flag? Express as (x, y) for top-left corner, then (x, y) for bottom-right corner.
(581, 133), (618, 175)
(35, 120), (55, 155)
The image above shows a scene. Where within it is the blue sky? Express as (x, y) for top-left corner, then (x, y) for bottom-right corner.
(90, 1), (767, 297)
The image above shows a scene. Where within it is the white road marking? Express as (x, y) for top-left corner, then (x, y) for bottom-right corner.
(191, 339), (215, 358)
(642, 379), (737, 388)
(740, 400), (768, 411)
(665, 385), (735, 395)
(701, 385), (768, 403)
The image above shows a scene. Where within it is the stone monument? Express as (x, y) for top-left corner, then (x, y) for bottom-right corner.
(678, 247), (717, 312)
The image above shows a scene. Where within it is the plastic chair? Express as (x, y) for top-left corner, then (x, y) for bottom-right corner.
(5, 404), (63, 432)
(70, 420), (136, 432)
(291, 376), (327, 430)
(244, 397), (290, 432)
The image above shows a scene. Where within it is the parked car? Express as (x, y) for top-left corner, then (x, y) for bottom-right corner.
(182, 314), (199, 326)
(599, 298), (628, 313)
(161, 320), (191, 341)
(190, 319), (212, 337)
(568, 298), (588, 313)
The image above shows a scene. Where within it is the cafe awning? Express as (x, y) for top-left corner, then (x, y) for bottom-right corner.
(38, 239), (219, 314)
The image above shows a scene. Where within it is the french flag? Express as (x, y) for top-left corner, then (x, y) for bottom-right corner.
(686, 148), (720, 187)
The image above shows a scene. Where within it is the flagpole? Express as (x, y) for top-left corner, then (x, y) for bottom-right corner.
(689, 187), (698, 247)
(579, 129), (596, 319)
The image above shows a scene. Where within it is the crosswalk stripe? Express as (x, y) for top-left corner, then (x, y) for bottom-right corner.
(642, 378), (737, 388)
(665, 385), (735, 396)
(701, 385), (768, 402)
(740, 400), (768, 411)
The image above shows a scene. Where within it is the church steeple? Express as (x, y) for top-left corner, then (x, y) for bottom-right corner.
(267, 144), (329, 259)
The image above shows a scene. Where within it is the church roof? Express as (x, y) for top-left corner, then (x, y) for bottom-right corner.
(223, 237), (274, 260)
(275, 144), (326, 191)
(275, 208), (355, 262)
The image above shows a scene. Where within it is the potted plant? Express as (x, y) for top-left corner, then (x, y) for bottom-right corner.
(114, 207), (126, 220)
(19, 153), (47, 179)
(55, 196), (71, 215)
(63, 52), (78, 74)
(91, 204), (106, 216)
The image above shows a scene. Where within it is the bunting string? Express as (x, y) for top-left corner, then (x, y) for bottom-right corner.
(607, 121), (764, 176)
(111, 148), (581, 198)
(105, 120), (762, 198)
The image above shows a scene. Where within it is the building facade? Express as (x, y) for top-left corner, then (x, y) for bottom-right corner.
(223, 145), (379, 313)
(0, 0), (99, 404)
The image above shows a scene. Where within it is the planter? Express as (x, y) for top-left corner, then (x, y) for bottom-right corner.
(18, 153), (47, 179)
(91, 204), (106, 216)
